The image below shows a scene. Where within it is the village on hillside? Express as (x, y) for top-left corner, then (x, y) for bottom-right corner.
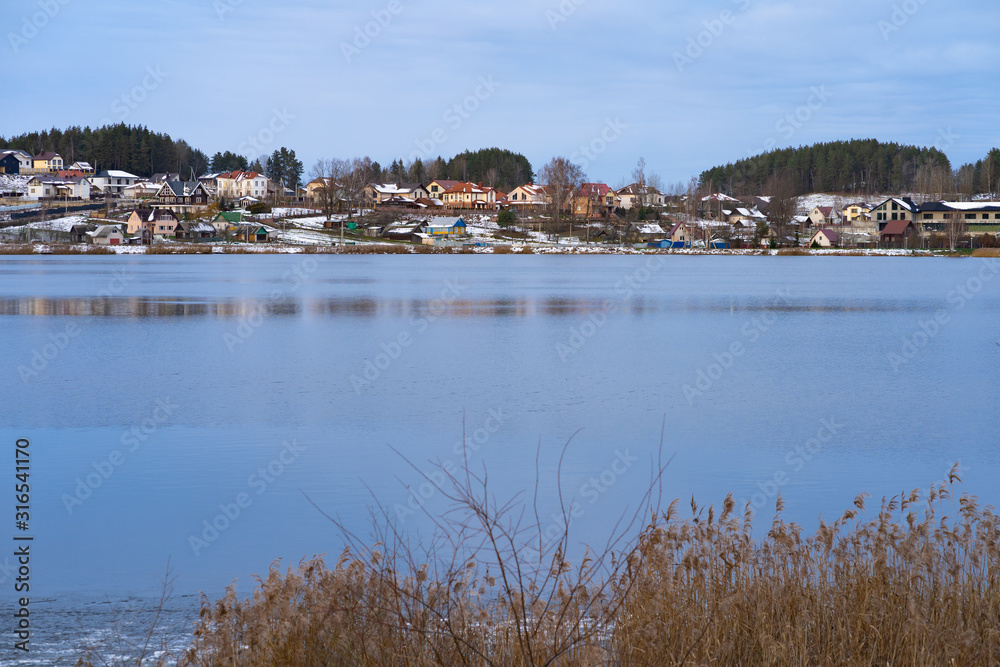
(2, 147), (999, 254)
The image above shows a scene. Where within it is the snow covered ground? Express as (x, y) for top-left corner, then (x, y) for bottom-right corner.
(2, 214), (89, 232)
(795, 193), (842, 215)
(293, 215), (343, 229)
(270, 207), (321, 217)
(0, 174), (30, 195)
(272, 227), (337, 246)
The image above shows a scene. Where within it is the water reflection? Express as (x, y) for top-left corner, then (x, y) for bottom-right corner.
(0, 295), (940, 318)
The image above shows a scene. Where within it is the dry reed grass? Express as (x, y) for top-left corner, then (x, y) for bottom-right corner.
(972, 248), (1000, 257)
(146, 245), (215, 254)
(0, 244), (116, 255)
(338, 244), (415, 254)
(170, 450), (1000, 667)
(0, 244), (43, 254)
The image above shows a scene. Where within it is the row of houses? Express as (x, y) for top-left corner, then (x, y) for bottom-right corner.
(349, 179), (670, 217)
(0, 149), (94, 176)
(71, 209), (274, 246)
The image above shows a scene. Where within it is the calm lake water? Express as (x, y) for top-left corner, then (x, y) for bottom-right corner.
(1, 254), (999, 661)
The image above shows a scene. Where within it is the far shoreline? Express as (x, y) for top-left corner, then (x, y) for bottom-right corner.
(1, 243), (997, 258)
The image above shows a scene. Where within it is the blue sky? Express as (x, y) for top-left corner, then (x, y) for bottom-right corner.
(2, 0), (997, 185)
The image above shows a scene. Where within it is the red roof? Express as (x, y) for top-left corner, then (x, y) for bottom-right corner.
(577, 183), (613, 197)
(443, 182), (484, 195)
(218, 171), (262, 180)
(881, 219), (913, 235)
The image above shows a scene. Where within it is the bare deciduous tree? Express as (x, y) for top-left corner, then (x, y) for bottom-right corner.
(539, 157), (585, 240)
(944, 211), (968, 251)
(311, 158), (346, 224)
(764, 171), (796, 246)
(343, 157), (374, 220)
(632, 157), (648, 210)
(484, 166), (499, 188)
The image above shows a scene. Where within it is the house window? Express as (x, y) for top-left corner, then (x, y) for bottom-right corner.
(923, 213), (932, 219)
(982, 214), (989, 220)
(892, 213), (898, 220)
(892, 202), (898, 211)
(965, 213), (976, 220)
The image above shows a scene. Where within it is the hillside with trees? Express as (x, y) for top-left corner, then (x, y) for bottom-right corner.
(0, 124), (211, 179)
(382, 148), (533, 192)
(699, 139), (954, 196)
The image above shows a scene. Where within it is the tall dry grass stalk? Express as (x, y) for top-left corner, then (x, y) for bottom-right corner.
(177, 462), (999, 666)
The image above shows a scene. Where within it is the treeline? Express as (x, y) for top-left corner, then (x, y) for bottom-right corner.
(210, 148), (304, 190)
(959, 148), (1000, 196)
(699, 139), (955, 196)
(0, 124), (210, 179)
(379, 148), (534, 192)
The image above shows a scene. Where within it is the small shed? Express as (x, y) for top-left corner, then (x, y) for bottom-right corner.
(175, 221), (216, 240)
(68, 223), (96, 243)
(382, 221), (426, 241)
(236, 224), (272, 243)
(425, 216), (467, 236)
(880, 219), (916, 246)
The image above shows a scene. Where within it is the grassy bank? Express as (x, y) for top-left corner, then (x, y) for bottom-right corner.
(132, 464), (1000, 667)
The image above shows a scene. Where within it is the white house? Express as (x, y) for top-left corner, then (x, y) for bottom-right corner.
(69, 161), (95, 174)
(808, 206), (838, 227)
(216, 171), (270, 200)
(365, 182), (429, 204)
(506, 183), (549, 210)
(122, 181), (161, 199)
(616, 183), (666, 210)
(26, 175), (91, 200)
(90, 170), (141, 196)
(87, 225), (127, 246)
